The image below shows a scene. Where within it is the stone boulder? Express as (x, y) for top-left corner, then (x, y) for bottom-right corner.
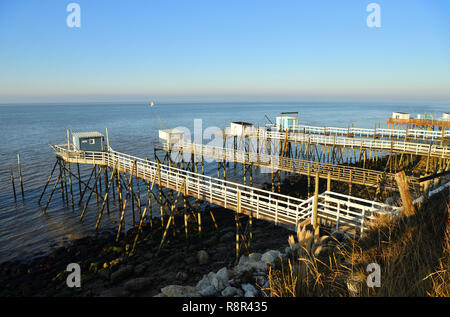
(161, 285), (199, 297)
(261, 250), (281, 266)
(197, 250), (209, 265)
(123, 277), (153, 292)
(110, 265), (134, 284)
(221, 286), (243, 297)
(242, 283), (258, 297)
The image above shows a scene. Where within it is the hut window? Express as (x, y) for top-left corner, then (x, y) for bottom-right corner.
(89, 139), (95, 144)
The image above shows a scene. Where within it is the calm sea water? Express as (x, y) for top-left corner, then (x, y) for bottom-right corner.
(0, 101), (448, 263)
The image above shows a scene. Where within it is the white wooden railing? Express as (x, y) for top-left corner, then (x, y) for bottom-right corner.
(158, 141), (418, 189)
(53, 144), (399, 235)
(265, 123), (450, 139)
(251, 129), (450, 159)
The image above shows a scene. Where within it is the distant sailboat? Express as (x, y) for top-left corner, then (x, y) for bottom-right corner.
(149, 101), (155, 107)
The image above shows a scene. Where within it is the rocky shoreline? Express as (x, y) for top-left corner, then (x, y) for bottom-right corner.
(0, 204), (293, 297)
(0, 156), (407, 297)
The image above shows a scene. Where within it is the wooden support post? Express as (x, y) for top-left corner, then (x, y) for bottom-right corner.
(80, 166), (103, 220)
(103, 166), (110, 214)
(79, 165), (96, 204)
(58, 160), (65, 203)
(43, 173), (62, 214)
(395, 171), (415, 217)
(327, 171), (331, 192)
(17, 153), (24, 200)
(158, 215), (173, 253)
(236, 191), (241, 260)
(198, 205), (202, 239)
(131, 205), (148, 255)
(67, 163), (74, 211)
(77, 163), (82, 197)
(10, 167), (17, 202)
(349, 170), (353, 195)
(38, 160), (58, 204)
(312, 172), (319, 229)
(94, 165), (99, 205)
(62, 162), (69, 206)
(116, 160), (138, 241)
(95, 164), (117, 230)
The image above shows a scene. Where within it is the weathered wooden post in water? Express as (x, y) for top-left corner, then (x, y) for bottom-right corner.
(17, 153), (24, 200)
(10, 167), (17, 202)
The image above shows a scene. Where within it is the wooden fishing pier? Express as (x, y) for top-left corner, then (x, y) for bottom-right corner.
(274, 123), (450, 141)
(38, 138), (402, 259)
(154, 140), (419, 192)
(35, 115), (450, 259)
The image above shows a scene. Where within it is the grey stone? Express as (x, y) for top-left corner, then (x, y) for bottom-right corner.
(176, 271), (188, 281)
(184, 256), (197, 265)
(199, 285), (217, 297)
(215, 267), (229, 287)
(221, 286), (240, 297)
(242, 283), (258, 297)
(197, 250), (209, 265)
(248, 252), (262, 262)
(161, 285), (198, 297)
(110, 265), (134, 284)
(261, 250), (281, 266)
(98, 269), (110, 280)
(219, 232), (234, 242)
(255, 276), (266, 286)
(134, 263), (147, 275)
(123, 277), (153, 292)
(196, 274), (212, 291)
(238, 255), (249, 266)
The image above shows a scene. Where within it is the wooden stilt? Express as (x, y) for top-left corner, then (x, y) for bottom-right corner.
(116, 160), (138, 242)
(38, 160), (58, 204)
(10, 167), (17, 202)
(80, 165), (103, 220)
(43, 173), (62, 214)
(17, 153), (24, 200)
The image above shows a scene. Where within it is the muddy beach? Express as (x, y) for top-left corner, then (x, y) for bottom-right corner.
(0, 204), (294, 297)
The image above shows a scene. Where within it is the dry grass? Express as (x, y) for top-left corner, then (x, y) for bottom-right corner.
(266, 189), (449, 297)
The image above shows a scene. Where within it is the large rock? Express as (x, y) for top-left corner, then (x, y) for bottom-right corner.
(196, 274), (213, 291)
(215, 267), (229, 287)
(123, 277), (153, 292)
(176, 271), (188, 281)
(197, 250), (209, 265)
(110, 265), (134, 284)
(219, 232), (234, 242)
(134, 264), (147, 276)
(248, 253), (262, 263)
(198, 285), (217, 297)
(221, 286), (241, 297)
(241, 283), (258, 297)
(261, 250), (281, 266)
(161, 285), (199, 297)
(196, 270), (229, 294)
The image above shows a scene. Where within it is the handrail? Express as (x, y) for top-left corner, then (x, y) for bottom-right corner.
(158, 141), (419, 189)
(265, 123), (450, 139)
(52, 144), (400, 235)
(250, 129), (450, 159)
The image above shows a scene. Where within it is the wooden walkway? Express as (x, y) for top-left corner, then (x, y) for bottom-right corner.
(247, 129), (450, 159)
(266, 123), (450, 140)
(52, 144), (398, 234)
(156, 141), (419, 191)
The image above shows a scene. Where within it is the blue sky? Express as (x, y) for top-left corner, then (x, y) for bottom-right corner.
(0, 0), (449, 103)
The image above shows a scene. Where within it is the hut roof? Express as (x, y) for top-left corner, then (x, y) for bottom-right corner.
(72, 131), (104, 138)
